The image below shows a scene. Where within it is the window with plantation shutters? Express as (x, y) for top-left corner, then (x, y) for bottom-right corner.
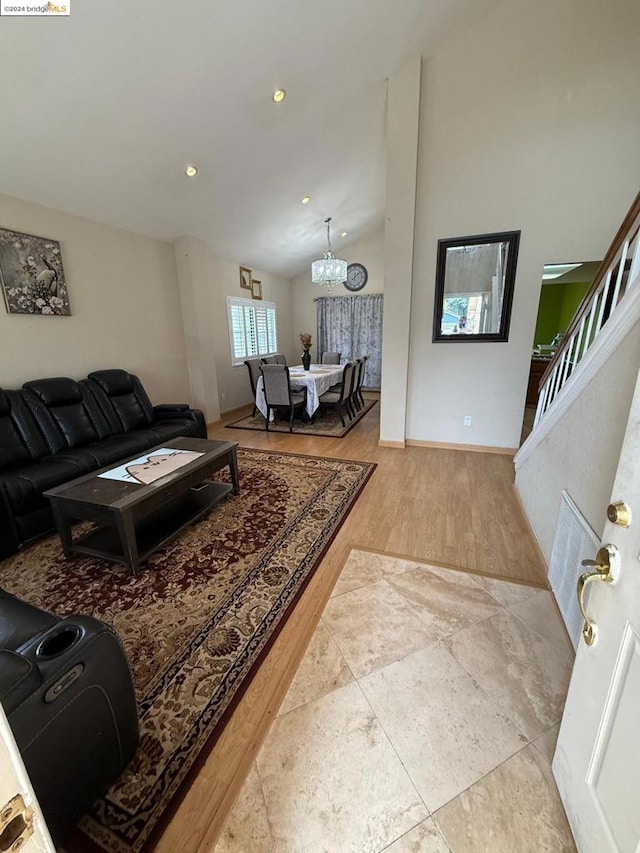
(227, 296), (278, 365)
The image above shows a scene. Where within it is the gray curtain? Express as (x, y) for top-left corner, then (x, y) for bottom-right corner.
(316, 294), (383, 390)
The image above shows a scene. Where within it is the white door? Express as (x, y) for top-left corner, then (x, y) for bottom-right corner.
(0, 703), (55, 851)
(553, 365), (640, 852)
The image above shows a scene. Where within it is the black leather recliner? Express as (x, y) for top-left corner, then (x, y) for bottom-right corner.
(0, 588), (139, 841)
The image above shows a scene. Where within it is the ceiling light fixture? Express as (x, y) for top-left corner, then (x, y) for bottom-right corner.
(542, 263), (582, 280)
(341, 231), (348, 237)
(301, 195), (311, 205)
(311, 217), (347, 291)
(272, 88), (286, 103)
(185, 165), (198, 177)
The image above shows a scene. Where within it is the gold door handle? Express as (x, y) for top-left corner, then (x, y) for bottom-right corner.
(578, 544), (618, 646)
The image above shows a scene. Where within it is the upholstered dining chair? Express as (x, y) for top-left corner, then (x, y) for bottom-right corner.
(260, 364), (306, 431)
(244, 358), (263, 416)
(350, 359), (363, 412)
(321, 351), (341, 365)
(356, 355), (368, 407)
(319, 361), (355, 427)
(261, 354), (287, 365)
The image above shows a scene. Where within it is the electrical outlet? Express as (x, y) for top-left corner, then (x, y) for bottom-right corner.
(463, 415), (472, 426)
(221, 392), (227, 401)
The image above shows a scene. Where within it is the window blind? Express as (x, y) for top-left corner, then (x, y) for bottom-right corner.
(227, 296), (278, 365)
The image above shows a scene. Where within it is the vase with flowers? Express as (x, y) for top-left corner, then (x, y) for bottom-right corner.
(300, 333), (312, 371)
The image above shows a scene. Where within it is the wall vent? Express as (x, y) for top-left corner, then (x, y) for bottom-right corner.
(549, 490), (600, 650)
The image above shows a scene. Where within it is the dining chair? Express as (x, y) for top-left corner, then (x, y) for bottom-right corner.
(352, 356), (368, 409)
(318, 361), (355, 427)
(321, 352), (341, 365)
(244, 358), (263, 416)
(351, 359), (363, 412)
(260, 364), (306, 431)
(261, 354), (288, 365)
(357, 355), (368, 407)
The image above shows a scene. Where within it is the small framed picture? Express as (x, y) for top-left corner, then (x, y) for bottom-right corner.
(251, 279), (262, 300)
(239, 266), (252, 290)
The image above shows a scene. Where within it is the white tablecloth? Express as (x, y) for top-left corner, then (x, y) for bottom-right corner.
(255, 364), (344, 418)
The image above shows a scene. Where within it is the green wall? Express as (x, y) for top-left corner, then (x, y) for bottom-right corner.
(533, 281), (591, 347)
(534, 285), (563, 346)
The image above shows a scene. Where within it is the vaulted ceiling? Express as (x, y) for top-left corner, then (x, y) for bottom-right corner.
(0, 0), (502, 277)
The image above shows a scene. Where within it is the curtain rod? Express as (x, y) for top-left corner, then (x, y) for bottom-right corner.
(313, 294), (382, 302)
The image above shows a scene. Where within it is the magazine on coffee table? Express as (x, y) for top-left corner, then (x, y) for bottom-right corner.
(98, 447), (204, 485)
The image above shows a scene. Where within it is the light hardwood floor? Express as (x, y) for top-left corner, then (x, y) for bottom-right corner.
(155, 400), (547, 852)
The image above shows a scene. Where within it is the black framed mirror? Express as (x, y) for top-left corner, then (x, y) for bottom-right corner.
(432, 230), (520, 343)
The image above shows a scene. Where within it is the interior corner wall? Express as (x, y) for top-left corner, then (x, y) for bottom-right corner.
(291, 227), (384, 363)
(379, 54), (421, 445)
(515, 320), (640, 562)
(406, 0), (640, 448)
(212, 259), (293, 415)
(175, 237), (294, 420)
(0, 193), (189, 402)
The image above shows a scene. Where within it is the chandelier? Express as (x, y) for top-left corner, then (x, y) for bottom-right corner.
(311, 217), (347, 291)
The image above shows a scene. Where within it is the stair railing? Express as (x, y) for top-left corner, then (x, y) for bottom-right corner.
(535, 191), (640, 428)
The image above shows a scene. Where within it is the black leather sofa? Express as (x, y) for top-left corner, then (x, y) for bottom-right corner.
(0, 369), (206, 559)
(0, 588), (139, 841)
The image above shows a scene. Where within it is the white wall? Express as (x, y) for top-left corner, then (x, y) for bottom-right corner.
(380, 54), (421, 445)
(405, 0), (640, 448)
(0, 193), (190, 402)
(214, 260), (293, 415)
(175, 237), (294, 419)
(291, 227), (384, 363)
(515, 320), (640, 562)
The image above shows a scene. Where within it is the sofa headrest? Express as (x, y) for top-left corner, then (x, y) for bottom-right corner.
(0, 388), (9, 415)
(23, 378), (82, 407)
(88, 369), (134, 396)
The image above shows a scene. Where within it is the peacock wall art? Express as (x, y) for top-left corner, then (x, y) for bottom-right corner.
(0, 227), (70, 315)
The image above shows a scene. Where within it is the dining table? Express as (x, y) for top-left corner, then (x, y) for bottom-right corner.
(255, 363), (344, 419)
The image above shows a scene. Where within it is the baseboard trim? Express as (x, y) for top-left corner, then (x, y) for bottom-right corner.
(378, 439), (406, 448)
(220, 403), (253, 422)
(406, 439), (517, 455)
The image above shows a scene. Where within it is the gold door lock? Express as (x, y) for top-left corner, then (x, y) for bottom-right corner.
(607, 500), (632, 528)
(0, 795), (34, 852)
(578, 544), (619, 646)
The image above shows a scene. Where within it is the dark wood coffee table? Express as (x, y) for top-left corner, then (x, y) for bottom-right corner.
(44, 437), (239, 575)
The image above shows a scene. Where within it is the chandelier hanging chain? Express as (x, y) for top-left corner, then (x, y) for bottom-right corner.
(324, 217), (333, 254)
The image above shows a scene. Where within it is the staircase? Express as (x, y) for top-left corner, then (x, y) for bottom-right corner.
(516, 190), (640, 468)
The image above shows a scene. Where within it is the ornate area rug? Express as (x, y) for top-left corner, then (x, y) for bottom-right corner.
(226, 398), (377, 437)
(0, 449), (375, 853)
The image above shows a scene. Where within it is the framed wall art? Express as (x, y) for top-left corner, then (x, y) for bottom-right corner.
(251, 279), (262, 300)
(239, 265), (252, 290)
(0, 227), (71, 316)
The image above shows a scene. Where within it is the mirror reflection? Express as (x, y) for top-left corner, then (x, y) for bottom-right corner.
(433, 230), (520, 343)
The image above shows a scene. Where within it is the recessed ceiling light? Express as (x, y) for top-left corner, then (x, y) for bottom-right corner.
(301, 195), (310, 204)
(272, 89), (286, 103)
(341, 231), (348, 237)
(185, 165), (198, 177)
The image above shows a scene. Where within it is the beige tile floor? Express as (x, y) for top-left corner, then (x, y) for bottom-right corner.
(214, 550), (577, 853)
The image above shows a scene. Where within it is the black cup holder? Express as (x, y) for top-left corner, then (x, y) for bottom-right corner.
(36, 626), (82, 659)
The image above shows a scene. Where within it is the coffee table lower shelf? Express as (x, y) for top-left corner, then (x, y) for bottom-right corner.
(68, 481), (233, 571)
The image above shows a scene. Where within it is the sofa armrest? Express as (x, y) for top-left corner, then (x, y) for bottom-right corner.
(0, 650), (41, 713)
(153, 403), (189, 413)
(153, 406), (207, 437)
